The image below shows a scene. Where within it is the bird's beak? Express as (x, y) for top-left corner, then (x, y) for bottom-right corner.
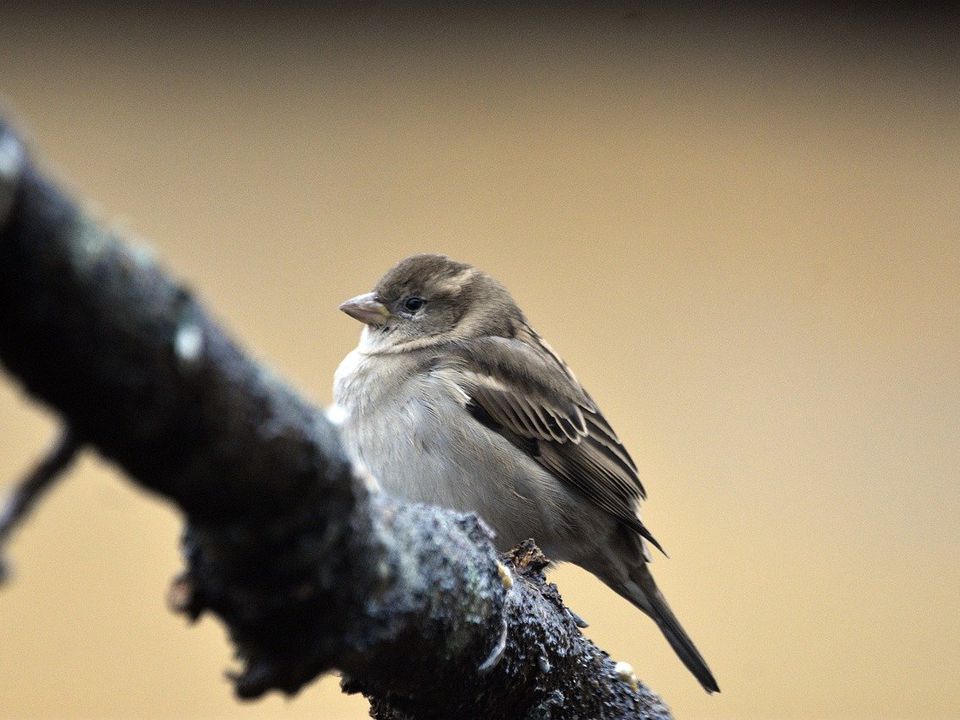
(339, 292), (390, 326)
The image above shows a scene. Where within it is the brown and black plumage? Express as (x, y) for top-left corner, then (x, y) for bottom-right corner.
(333, 254), (719, 692)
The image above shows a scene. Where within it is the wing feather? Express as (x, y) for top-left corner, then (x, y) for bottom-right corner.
(433, 332), (661, 552)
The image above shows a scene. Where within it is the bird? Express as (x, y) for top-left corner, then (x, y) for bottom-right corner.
(332, 253), (719, 693)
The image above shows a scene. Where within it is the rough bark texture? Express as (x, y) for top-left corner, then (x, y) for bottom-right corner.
(0, 118), (671, 720)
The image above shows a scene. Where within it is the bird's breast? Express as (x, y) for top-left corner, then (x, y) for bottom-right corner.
(331, 350), (586, 554)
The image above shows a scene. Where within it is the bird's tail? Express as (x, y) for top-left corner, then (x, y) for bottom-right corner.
(619, 561), (720, 694)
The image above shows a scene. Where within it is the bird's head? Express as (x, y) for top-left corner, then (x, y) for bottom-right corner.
(339, 254), (524, 351)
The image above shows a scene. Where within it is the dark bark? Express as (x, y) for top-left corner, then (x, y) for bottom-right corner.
(0, 118), (671, 720)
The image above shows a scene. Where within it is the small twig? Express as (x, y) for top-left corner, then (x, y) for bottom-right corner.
(0, 427), (81, 582)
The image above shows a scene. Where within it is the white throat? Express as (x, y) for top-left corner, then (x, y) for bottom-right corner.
(357, 324), (393, 353)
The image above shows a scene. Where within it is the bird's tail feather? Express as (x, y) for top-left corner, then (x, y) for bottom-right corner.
(625, 562), (720, 694)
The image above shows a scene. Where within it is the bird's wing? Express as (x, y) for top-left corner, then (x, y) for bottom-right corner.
(434, 331), (663, 553)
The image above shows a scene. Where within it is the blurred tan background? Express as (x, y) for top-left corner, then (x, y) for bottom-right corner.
(1, 4), (958, 719)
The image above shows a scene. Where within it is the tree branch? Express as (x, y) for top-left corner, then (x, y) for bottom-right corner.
(0, 117), (671, 720)
(0, 426), (80, 582)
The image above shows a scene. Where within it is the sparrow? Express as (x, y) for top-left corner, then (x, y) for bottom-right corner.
(332, 254), (718, 693)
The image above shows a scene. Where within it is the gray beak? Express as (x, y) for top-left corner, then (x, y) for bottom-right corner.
(339, 292), (390, 326)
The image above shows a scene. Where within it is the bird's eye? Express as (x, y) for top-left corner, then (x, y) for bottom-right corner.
(403, 296), (425, 313)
